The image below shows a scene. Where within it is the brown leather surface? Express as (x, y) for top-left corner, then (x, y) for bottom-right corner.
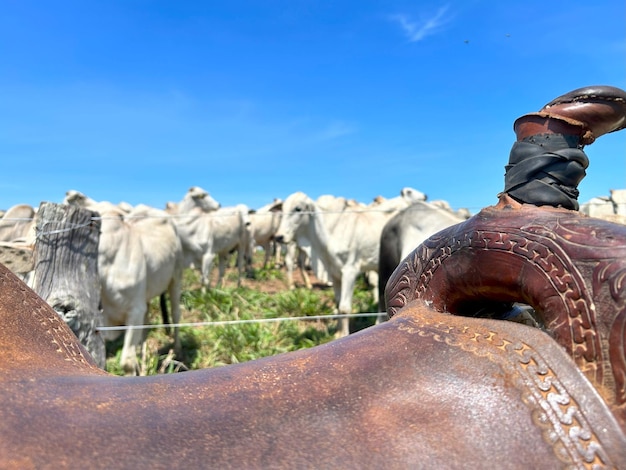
(387, 195), (626, 430)
(513, 114), (585, 140)
(2, 199), (626, 468)
(514, 85), (626, 144)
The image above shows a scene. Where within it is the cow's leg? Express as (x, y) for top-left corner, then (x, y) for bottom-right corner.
(331, 276), (341, 313)
(201, 252), (216, 289)
(99, 303), (122, 343)
(168, 276), (183, 354)
(120, 304), (147, 376)
(284, 242), (296, 290)
(311, 252), (331, 287)
(260, 242), (268, 269)
(236, 245), (245, 287)
(336, 266), (360, 337)
(216, 254), (228, 288)
(298, 248), (312, 289)
(273, 240), (282, 267)
(366, 271), (387, 324)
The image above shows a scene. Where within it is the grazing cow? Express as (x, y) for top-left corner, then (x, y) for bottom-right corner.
(0, 203), (36, 243)
(378, 200), (468, 311)
(580, 196), (615, 218)
(429, 199), (472, 219)
(276, 194), (350, 291)
(275, 190), (416, 336)
(362, 188), (429, 307)
(64, 191), (184, 375)
(401, 186), (428, 203)
(368, 187), (426, 204)
(367, 187), (428, 212)
(285, 190), (426, 293)
(63, 190), (134, 216)
(277, 193), (351, 291)
(117, 201), (134, 213)
(172, 188), (252, 288)
(580, 189), (626, 224)
(294, 187), (426, 291)
(167, 186), (221, 215)
(612, 189), (626, 215)
(610, 189), (624, 214)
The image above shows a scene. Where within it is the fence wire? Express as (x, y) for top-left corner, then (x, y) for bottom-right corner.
(0, 203), (480, 238)
(96, 311), (386, 332)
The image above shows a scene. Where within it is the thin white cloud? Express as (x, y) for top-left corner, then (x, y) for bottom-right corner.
(391, 5), (451, 42)
(314, 120), (356, 141)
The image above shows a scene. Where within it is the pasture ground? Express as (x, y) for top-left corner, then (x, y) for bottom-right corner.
(105, 252), (379, 375)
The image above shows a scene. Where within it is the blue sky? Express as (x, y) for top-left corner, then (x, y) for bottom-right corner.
(1, 1), (624, 214)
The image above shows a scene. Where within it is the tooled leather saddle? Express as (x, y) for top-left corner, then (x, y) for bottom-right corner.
(1, 86), (625, 468)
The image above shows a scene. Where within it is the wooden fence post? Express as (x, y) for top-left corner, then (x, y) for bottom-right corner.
(31, 202), (105, 368)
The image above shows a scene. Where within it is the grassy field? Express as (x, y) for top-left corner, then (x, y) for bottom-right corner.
(105, 256), (380, 375)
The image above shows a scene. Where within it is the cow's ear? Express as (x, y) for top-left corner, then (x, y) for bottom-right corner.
(271, 203), (283, 212)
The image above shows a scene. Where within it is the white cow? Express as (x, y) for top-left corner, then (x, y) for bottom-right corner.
(0, 204), (36, 243)
(401, 187), (428, 204)
(361, 188), (429, 311)
(63, 190), (134, 216)
(275, 190), (414, 337)
(281, 194), (352, 291)
(580, 189), (626, 224)
(172, 188), (252, 288)
(166, 186), (221, 216)
(296, 195), (352, 288)
(312, 188), (427, 298)
(378, 200), (468, 311)
(247, 198), (314, 290)
(611, 189), (626, 215)
(579, 196), (615, 218)
(368, 187), (428, 210)
(429, 200), (472, 219)
(64, 191), (184, 375)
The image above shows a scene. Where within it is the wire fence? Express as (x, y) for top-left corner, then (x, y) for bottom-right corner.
(3, 197), (623, 336)
(1, 203), (391, 332)
(2, 198), (621, 224)
(96, 311), (386, 332)
(2, 203), (477, 221)
(1, 201), (481, 239)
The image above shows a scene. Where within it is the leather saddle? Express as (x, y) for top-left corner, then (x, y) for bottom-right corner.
(1, 194), (625, 468)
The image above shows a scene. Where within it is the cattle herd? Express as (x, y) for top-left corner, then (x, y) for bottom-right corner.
(1, 186), (625, 376)
(0, 186), (461, 373)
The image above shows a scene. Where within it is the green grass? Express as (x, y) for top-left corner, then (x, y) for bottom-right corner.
(105, 258), (379, 375)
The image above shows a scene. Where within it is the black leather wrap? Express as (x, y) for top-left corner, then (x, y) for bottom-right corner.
(503, 134), (588, 210)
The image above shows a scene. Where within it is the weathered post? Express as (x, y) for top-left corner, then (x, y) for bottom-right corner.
(30, 202), (105, 368)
